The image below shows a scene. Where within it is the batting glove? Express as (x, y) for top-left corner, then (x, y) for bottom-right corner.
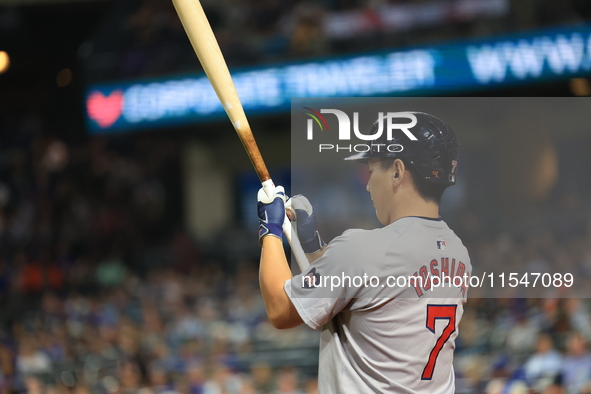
(257, 185), (286, 244)
(288, 195), (326, 254)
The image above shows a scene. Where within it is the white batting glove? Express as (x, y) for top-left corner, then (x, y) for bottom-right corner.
(257, 185), (286, 243)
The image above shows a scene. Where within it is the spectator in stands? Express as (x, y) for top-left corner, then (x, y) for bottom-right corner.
(505, 312), (539, 362)
(186, 362), (205, 394)
(544, 382), (565, 394)
(524, 334), (563, 389)
(562, 332), (591, 394)
(15, 336), (52, 377)
(203, 363), (243, 394)
(272, 367), (304, 394)
(304, 377), (318, 394)
(23, 376), (44, 394)
(251, 362), (273, 393)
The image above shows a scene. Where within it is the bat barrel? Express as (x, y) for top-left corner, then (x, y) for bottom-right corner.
(172, 0), (271, 183)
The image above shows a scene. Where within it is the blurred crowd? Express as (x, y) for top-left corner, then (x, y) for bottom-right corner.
(1, 110), (591, 394)
(0, 265), (319, 394)
(456, 298), (591, 394)
(0, 113), (321, 394)
(85, 0), (591, 80)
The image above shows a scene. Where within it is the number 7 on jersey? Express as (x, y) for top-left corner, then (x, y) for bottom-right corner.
(421, 304), (457, 380)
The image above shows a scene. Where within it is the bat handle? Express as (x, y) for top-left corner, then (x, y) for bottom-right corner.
(261, 179), (275, 197)
(261, 179), (310, 272)
(283, 216), (310, 271)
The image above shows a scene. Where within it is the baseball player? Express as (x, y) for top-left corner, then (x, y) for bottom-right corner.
(257, 112), (471, 393)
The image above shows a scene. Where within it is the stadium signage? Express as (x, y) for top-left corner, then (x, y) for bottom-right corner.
(85, 26), (591, 133)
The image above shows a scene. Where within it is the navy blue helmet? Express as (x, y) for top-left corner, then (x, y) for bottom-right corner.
(345, 112), (460, 186)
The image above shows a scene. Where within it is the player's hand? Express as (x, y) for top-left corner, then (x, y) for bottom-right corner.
(287, 195), (326, 254)
(257, 185), (286, 244)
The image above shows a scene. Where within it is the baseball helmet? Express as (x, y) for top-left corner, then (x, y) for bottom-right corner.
(345, 112), (460, 185)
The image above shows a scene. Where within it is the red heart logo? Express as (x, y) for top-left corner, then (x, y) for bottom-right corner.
(86, 90), (124, 128)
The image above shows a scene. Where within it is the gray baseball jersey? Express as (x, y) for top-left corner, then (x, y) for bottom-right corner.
(284, 216), (471, 394)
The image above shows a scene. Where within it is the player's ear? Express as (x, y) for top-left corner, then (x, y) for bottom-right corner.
(392, 159), (405, 185)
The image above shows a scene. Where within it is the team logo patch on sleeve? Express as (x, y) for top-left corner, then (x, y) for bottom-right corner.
(302, 267), (321, 288)
(436, 240), (447, 250)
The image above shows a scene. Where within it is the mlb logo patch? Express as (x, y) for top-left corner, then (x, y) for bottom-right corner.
(437, 240), (447, 250)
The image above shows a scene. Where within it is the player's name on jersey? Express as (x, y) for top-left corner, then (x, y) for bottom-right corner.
(300, 257), (469, 298)
(413, 257), (469, 298)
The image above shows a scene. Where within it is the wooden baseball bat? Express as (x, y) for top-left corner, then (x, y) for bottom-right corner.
(171, 0), (268, 182)
(172, 0), (310, 271)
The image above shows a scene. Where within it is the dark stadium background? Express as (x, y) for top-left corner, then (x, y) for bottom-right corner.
(1, 1), (591, 393)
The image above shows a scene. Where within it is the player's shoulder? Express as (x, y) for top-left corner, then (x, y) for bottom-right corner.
(337, 226), (397, 243)
(329, 223), (409, 254)
(319, 228), (393, 273)
(335, 216), (443, 242)
(327, 217), (466, 256)
(328, 228), (377, 255)
(385, 217), (470, 258)
(391, 216), (460, 239)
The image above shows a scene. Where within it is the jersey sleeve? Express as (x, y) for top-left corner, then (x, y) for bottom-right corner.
(284, 230), (367, 330)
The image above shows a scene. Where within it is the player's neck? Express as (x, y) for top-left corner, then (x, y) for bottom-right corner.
(387, 195), (439, 224)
